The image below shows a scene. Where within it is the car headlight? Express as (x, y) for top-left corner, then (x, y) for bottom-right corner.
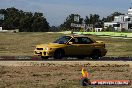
(45, 47), (52, 51)
(45, 47), (49, 51)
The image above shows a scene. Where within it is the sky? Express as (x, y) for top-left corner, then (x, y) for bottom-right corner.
(0, 0), (132, 26)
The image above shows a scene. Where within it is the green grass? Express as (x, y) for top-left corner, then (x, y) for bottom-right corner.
(74, 32), (132, 37)
(0, 32), (132, 57)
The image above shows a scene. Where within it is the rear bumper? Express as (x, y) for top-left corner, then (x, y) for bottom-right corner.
(101, 49), (107, 56)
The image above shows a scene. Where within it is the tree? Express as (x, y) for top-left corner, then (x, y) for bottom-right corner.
(32, 16), (49, 32)
(0, 7), (50, 32)
(60, 14), (83, 30)
(89, 14), (100, 25)
(84, 14), (102, 28)
(84, 16), (90, 24)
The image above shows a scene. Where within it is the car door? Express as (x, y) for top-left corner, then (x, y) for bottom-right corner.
(65, 37), (81, 56)
(77, 37), (94, 55)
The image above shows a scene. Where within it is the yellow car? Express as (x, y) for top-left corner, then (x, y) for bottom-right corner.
(34, 35), (107, 59)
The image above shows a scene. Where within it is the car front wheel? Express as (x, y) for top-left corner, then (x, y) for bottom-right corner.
(54, 49), (64, 59)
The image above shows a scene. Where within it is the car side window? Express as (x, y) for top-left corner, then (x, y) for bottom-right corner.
(69, 37), (93, 44)
(76, 37), (93, 44)
(69, 38), (79, 44)
(81, 37), (93, 44)
(74, 38), (79, 43)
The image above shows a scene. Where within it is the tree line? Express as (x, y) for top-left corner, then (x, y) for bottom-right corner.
(0, 7), (50, 32)
(0, 7), (125, 32)
(59, 12), (124, 31)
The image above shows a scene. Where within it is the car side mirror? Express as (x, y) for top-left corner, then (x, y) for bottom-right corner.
(68, 42), (73, 45)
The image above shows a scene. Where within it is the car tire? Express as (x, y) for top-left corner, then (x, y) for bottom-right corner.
(54, 49), (64, 59)
(91, 50), (101, 59)
(41, 56), (49, 60)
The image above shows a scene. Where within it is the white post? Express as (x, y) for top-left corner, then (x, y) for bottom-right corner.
(0, 27), (2, 31)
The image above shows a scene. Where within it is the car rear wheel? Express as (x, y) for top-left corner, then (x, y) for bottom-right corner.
(91, 50), (101, 59)
(54, 49), (64, 59)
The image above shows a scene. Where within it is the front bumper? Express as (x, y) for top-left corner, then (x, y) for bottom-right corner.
(34, 50), (54, 57)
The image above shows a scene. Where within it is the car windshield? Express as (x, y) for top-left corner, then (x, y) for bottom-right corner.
(53, 36), (72, 44)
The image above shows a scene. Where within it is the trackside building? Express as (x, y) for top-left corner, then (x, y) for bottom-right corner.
(104, 8), (132, 32)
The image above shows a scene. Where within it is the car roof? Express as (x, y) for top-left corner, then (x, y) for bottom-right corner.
(66, 34), (88, 38)
(64, 34), (96, 42)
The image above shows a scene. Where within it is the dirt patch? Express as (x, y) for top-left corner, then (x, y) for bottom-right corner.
(0, 61), (131, 88)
